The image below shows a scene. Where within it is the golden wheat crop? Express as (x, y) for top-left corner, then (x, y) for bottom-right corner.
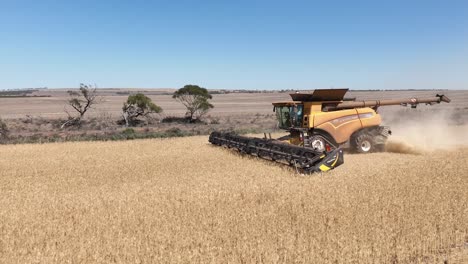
(0, 136), (467, 263)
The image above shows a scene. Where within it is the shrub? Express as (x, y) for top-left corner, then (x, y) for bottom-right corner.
(0, 118), (9, 140)
(121, 128), (136, 139)
(161, 116), (192, 124)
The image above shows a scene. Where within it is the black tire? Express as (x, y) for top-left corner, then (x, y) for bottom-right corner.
(351, 133), (375, 153)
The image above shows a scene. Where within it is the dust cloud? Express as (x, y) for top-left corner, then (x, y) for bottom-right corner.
(385, 141), (425, 155)
(382, 108), (468, 154)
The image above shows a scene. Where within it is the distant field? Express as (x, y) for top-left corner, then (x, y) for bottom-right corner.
(0, 136), (467, 263)
(0, 89), (467, 119)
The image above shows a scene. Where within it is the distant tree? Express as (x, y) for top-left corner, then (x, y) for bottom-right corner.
(122, 93), (162, 126)
(172, 85), (213, 121)
(62, 83), (99, 128)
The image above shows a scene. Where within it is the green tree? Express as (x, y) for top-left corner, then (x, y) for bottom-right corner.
(122, 93), (162, 126)
(172, 85), (213, 121)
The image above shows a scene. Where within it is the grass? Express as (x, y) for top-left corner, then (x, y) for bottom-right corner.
(0, 136), (467, 263)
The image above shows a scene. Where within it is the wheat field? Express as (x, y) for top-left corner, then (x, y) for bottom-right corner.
(0, 136), (467, 263)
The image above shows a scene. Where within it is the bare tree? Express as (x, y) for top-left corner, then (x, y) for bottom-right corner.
(61, 83), (99, 128)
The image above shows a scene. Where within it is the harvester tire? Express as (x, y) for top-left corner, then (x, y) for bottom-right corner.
(352, 133), (375, 153)
(308, 136), (327, 152)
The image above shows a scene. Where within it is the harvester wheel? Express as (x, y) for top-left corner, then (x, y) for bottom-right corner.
(352, 133), (375, 153)
(309, 136), (326, 152)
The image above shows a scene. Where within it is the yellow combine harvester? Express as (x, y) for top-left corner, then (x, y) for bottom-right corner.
(210, 89), (450, 173)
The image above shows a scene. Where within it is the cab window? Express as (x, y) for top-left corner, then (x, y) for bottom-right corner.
(275, 105), (303, 129)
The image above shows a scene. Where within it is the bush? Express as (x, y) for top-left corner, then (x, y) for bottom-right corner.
(164, 127), (185, 137)
(0, 118), (9, 140)
(161, 116), (192, 124)
(209, 118), (220, 124)
(121, 128), (136, 139)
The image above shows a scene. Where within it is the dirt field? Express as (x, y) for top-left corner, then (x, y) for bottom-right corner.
(0, 136), (467, 263)
(1, 89), (467, 119)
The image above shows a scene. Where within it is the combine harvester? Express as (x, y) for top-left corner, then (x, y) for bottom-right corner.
(209, 89), (450, 173)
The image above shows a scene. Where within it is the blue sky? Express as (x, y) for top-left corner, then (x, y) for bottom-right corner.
(1, 0), (467, 90)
